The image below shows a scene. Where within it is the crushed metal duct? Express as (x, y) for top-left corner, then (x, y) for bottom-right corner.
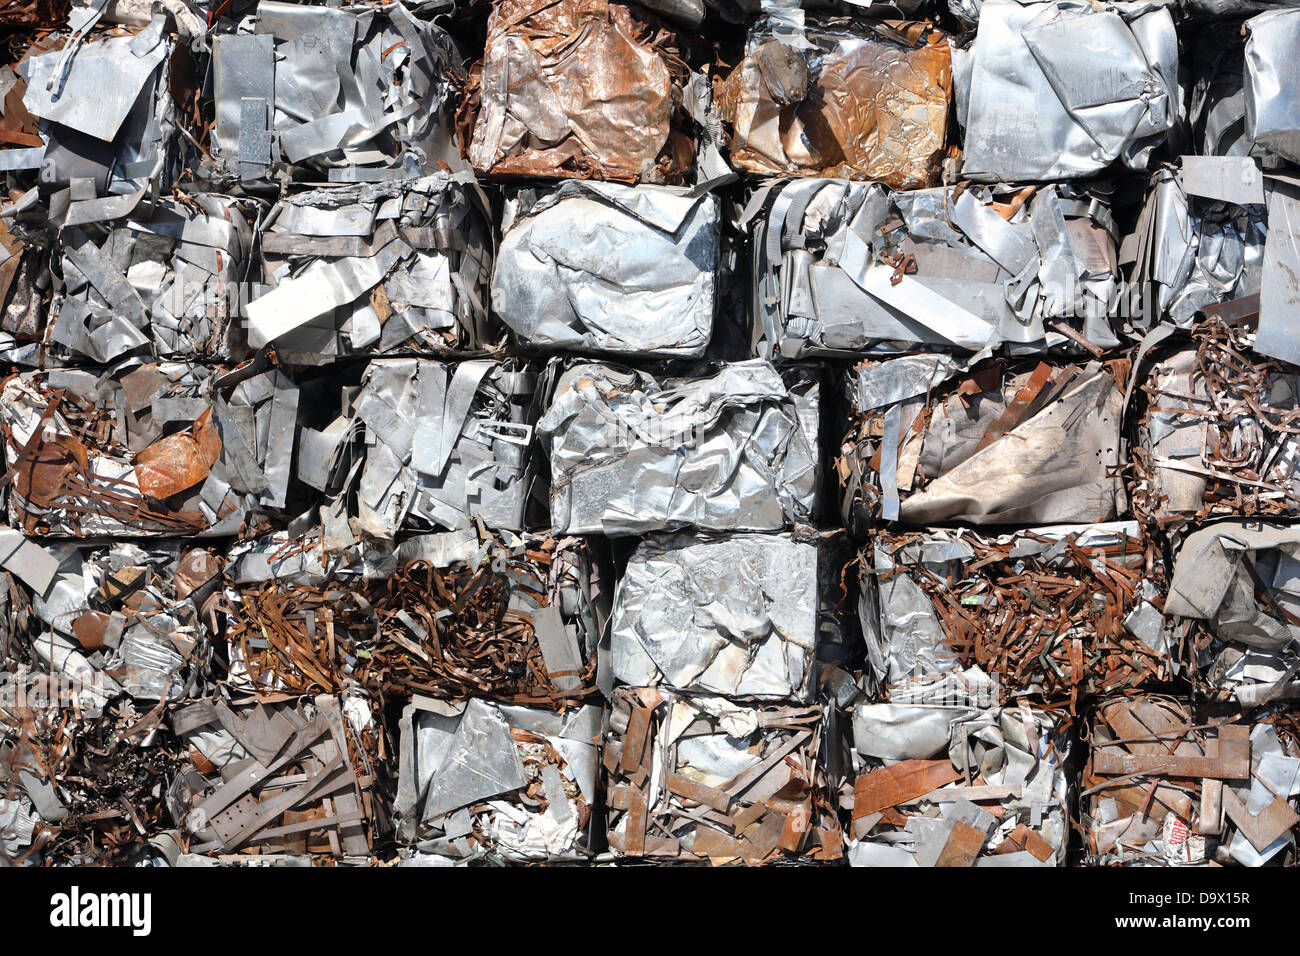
(539, 359), (820, 535)
(393, 696), (601, 862)
(459, 0), (697, 184)
(838, 354), (1126, 528)
(848, 696), (1071, 866)
(248, 175), (496, 362)
(1082, 696), (1300, 867)
(610, 530), (850, 701)
(603, 687), (842, 863)
(1244, 9), (1300, 166)
(716, 15), (952, 189)
(493, 182), (720, 358)
(750, 179), (1124, 360)
(860, 523), (1174, 705)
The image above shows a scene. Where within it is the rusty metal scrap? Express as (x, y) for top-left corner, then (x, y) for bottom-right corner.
(863, 524), (1175, 706)
(219, 529), (602, 708)
(1082, 696), (1300, 867)
(459, 0), (697, 184)
(716, 16), (952, 188)
(604, 687), (842, 864)
(1131, 317), (1300, 528)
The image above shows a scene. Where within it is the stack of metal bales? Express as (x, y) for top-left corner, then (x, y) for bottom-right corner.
(0, 0), (1297, 867)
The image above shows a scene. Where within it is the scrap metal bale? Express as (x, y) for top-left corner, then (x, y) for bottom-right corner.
(1083, 695), (1300, 867)
(610, 530), (853, 701)
(170, 693), (383, 861)
(1166, 521), (1300, 706)
(604, 688), (842, 863)
(716, 16), (952, 189)
(248, 175), (496, 362)
(45, 194), (256, 364)
(208, 1), (463, 182)
(307, 357), (538, 541)
(959, 0), (1179, 182)
(493, 181), (720, 359)
(847, 695), (1072, 866)
(393, 697), (602, 863)
(1244, 8), (1300, 165)
(750, 179), (1123, 361)
(0, 361), (303, 536)
(1128, 317), (1300, 529)
(218, 527), (605, 707)
(860, 523), (1176, 706)
(459, 0), (698, 184)
(539, 359), (820, 535)
(838, 354), (1126, 530)
(1123, 166), (1266, 329)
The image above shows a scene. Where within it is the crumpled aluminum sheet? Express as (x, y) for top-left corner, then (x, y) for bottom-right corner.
(716, 14), (951, 189)
(839, 355), (1125, 528)
(493, 181), (720, 358)
(248, 174), (495, 362)
(959, 0), (1179, 182)
(4, 540), (223, 709)
(1167, 522), (1300, 706)
(1083, 696), (1300, 867)
(610, 530), (848, 701)
(171, 693), (382, 860)
(43, 195), (256, 365)
(315, 357), (537, 543)
(12, 19), (183, 221)
(218, 525), (606, 706)
(848, 697), (1071, 866)
(460, 0), (696, 184)
(604, 687), (842, 863)
(1123, 166), (1267, 328)
(0, 360), (301, 536)
(393, 696), (602, 862)
(1129, 318), (1300, 527)
(1244, 9), (1300, 165)
(860, 523), (1174, 703)
(750, 179), (1124, 360)
(539, 359), (820, 535)
(210, 0), (463, 181)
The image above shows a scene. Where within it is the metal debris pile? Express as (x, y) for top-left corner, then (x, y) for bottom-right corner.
(1, 0), (1300, 868)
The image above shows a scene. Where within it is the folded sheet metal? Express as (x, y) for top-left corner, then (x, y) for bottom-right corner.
(0, 361), (301, 536)
(316, 357), (537, 541)
(1244, 9), (1300, 165)
(171, 693), (382, 860)
(539, 359), (820, 535)
(1167, 521), (1300, 705)
(1123, 166), (1266, 328)
(5, 540), (224, 708)
(838, 355), (1125, 528)
(220, 526), (605, 706)
(44, 195), (255, 364)
(860, 523), (1174, 705)
(210, 1), (463, 181)
(15, 20), (183, 218)
(960, 0), (1178, 182)
(493, 182), (719, 358)
(716, 15), (951, 189)
(393, 696), (602, 862)
(610, 530), (850, 701)
(460, 0), (695, 183)
(1129, 317), (1300, 527)
(1083, 695), (1300, 867)
(248, 175), (495, 361)
(848, 696), (1071, 866)
(750, 179), (1124, 360)
(604, 688), (842, 863)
